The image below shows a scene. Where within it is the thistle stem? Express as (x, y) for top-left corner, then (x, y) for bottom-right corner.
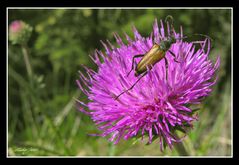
(21, 44), (32, 78)
(174, 134), (189, 156)
(174, 142), (189, 156)
(108, 142), (116, 156)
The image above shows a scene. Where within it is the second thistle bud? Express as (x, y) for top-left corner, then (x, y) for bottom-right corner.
(9, 20), (33, 45)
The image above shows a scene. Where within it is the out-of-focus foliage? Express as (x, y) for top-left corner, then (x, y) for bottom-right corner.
(8, 9), (231, 156)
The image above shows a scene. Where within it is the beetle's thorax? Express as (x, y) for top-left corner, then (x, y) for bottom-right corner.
(159, 37), (176, 51)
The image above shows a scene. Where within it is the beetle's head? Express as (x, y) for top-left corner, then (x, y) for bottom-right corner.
(160, 37), (176, 51)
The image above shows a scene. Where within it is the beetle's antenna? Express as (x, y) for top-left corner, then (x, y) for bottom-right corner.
(188, 33), (214, 49)
(177, 36), (188, 41)
(165, 15), (174, 25)
(185, 33), (213, 43)
(165, 15), (175, 38)
(192, 33), (213, 42)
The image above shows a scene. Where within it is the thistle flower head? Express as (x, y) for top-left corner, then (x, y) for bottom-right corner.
(9, 20), (33, 45)
(76, 19), (220, 151)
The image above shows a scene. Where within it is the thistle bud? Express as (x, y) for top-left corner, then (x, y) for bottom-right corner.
(9, 20), (33, 45)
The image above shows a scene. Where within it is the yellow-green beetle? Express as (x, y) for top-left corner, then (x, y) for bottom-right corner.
(114, 36), (180, 100)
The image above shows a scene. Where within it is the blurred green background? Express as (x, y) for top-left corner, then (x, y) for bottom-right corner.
(8, 9), (231, 156)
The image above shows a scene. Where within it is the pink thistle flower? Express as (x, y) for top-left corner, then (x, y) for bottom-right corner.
(9, 20), (24, 33)
(76, 19), (220, 151)
(9, 20), (32, 45)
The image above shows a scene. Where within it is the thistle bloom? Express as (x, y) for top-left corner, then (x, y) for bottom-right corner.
(76, 19), (220, 151)
(9, 20), (33, 45)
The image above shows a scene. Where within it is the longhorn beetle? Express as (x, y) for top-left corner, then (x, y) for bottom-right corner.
(114, 16), (211, 100)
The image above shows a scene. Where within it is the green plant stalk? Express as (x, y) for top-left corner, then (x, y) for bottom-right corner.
(174, 134), (189, 156)
(19, 43), (72, 155)
(21, 44), (32, 79)
(108, 142), (116, 156)
(21, 44), (40, 136)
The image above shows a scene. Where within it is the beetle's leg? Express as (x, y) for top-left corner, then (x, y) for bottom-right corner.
(168, 50), (180, 63)
(127, 54), (144, 77)
(115, 72), (147, 100)
(164, 57), (169, 81)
